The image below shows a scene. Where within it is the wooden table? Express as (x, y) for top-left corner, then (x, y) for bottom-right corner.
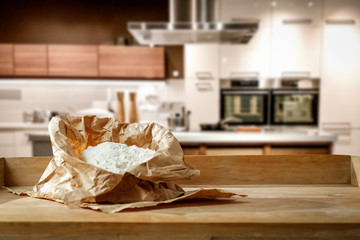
(1, 155), (360, 240)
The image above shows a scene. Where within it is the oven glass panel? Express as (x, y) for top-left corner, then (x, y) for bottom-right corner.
(272, 94), (318, 124)
(222, 94), (267, 124)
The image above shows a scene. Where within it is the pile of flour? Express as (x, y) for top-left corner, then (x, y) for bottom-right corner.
(81, 142), (155, 175)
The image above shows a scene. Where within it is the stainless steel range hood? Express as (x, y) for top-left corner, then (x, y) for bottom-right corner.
(128, 0), (259, 45)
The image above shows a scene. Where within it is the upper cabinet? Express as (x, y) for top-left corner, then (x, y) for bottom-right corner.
(271, 0), (322, 78)
(0, 44), (14, 76)
(98, 46), (165, 79)
(324, 0), (360, 25)
(219, 0), (272, 27)
(220, 27), (271, 79)
(48, 45), (98, 77)
(219, 0), (271, 79)
(185, 44), (219, 80)
(272, 0), (323, 27)
(14, 44), (47, 76)
(320, 0), (360, 126)
(271, 26), (322, 78)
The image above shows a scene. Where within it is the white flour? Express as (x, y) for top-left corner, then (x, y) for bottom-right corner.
(81, 142), (155, 175)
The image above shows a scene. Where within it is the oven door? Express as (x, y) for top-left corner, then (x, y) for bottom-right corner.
(271, 90), (319, 125)
(221, 90), (269, 125)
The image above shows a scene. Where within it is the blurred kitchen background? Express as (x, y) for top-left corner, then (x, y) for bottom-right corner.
(0, 0), (359, 157)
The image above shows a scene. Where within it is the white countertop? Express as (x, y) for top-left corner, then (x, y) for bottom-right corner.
(0, 122), (337, 143)
(17, 128), (336, 144)
(172, 130), (337, 143)
(0, 122), (49, 130)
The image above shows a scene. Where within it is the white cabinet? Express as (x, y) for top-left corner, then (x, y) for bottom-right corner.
(270, 0), (322, 78)
(271, 25), (322, 77)
(0, 130), (36, 157)
(324, 0), (360, 25)
(185, 80), (220, 131)
(219, 0), (272, 26)
(185, 44), (220, 131)
(331, 129), (360, 156)
(320, 25), (360, 127)
(321, 0), (360, 155)
(220, 27), (271, 78)
(0, 131), (15, 157)
(272, 0), (323, 27)
(185, 44), (219, 79)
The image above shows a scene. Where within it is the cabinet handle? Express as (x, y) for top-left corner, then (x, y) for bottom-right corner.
(321, 122), (351, 136)
(281, 71), (310, 78)
(283, 19), (312, 25)
(325, 19), (356, 25)
(196, 72), (213, 80)
(196, 83), (212, 91)
(230, 72), (259, 79)
(322, 122), (351, 130)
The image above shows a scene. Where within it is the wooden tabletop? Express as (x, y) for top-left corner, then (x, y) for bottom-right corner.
(1, 155), (360, 239)
(1, 185), (360, 239)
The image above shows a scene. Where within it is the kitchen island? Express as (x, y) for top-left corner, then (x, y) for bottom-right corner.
(174, 130), (337, 155)
(0, 123), (337, 156)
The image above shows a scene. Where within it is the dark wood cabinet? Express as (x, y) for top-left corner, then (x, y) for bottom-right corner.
(48, 44), (98, 77)
(99, 46), (165, 79)
(14, 44), (47, 76)
(0, 44), (168, 79)
(0, 44), (13, 76)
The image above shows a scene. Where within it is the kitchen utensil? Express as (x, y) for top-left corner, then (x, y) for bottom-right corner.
(168, 113), (187, 131)
(129, 92), (138, 123)
(116, 92), (125, 122)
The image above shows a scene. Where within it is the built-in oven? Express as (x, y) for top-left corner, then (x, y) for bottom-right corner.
(220, 78), (271, 125)
(270, 78), (320, 125)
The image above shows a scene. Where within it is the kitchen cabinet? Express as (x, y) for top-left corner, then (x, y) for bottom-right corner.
(98, 46), (165, 79)
(0, 131), (15, 157)
(48, 44), (98, 77)
(14, 44), (47, 76)
(181, 142), (332, 155)
(271, 25), (322, 78)
(0, 130), (32, 157)
(219, 0), (272, 27)
(271, 0), (322, 78)
(185, 44), (220, 131)
(321, 25), (360, 126)
(324, 0), (360, 25)
(185, 44), (219, 80)
(185, 79), (220, 131)
(272, 0), (323, 27)
(320, 1), (360, 156)
(0, 44), (13, 76)
(220, 27), (271, 78)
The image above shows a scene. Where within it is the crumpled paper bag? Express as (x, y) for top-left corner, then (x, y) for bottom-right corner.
(7, 115), (244, 213)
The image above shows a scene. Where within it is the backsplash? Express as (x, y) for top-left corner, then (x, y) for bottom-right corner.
(0, 79), (185, 125)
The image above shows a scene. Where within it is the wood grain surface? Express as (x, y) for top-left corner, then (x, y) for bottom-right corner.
(14, 44), (47, 76)
(48, 44), (98, 77)
(1, 155), (355, 187)
(99, 46), (165, 79)
(0, 44), (13, 76)
(1, 186), (360, 239)
(1, 155), (360, 239)
(176, 155), (352, 186)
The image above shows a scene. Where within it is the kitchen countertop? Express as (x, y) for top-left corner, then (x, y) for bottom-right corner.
(0, 122), (337, 143)
(0, 122), (48, 130)
(173, 130), (337, 143)
(23, 129), (337, 144)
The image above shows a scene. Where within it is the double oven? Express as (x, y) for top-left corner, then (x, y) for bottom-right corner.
(220, 77), (320, 126)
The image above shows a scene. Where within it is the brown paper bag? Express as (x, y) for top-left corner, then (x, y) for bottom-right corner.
(8, 115), (243, 213)
(29, 115), (200, 205)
